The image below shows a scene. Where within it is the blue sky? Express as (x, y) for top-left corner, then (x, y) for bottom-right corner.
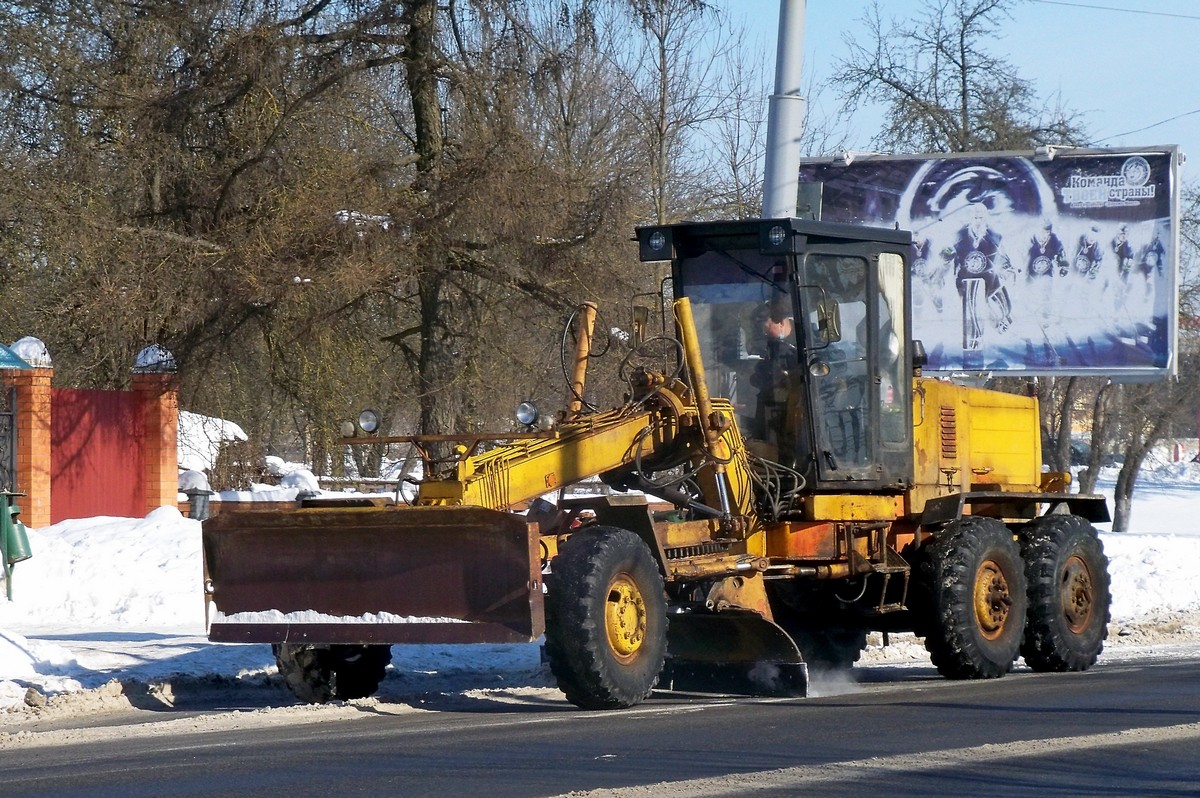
(726, 0), (1200, 179)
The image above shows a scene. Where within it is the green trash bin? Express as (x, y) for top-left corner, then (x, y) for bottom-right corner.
(0, 492), (32, 600)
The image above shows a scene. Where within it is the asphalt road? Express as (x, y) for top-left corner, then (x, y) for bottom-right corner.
(2, 657), (1199, 797)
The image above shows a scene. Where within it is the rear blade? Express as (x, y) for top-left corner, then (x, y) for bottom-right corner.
(203, 505), (544, 645)
(661, 610), (808, 697)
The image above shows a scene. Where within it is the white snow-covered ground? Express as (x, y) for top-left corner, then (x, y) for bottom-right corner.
(1, 457), (1199, 718)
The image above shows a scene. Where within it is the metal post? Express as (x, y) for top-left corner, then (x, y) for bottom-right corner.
(0, 492), (30, 600)
(761, 0), (807, 219)
(0, 492), (9, 601)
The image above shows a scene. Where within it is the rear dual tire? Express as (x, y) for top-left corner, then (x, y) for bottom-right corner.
(916, 513), (1111, 680)
(1019, 514), (1110, 672)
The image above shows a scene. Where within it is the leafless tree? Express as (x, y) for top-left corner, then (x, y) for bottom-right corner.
(0, 0), (772, 485)
(832, 0), (1088, 153)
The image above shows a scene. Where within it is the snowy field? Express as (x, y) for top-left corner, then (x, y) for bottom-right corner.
(1, 458), (1199, 720)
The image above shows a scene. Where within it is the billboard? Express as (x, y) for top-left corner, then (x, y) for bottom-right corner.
(798, 147), (1182, 377)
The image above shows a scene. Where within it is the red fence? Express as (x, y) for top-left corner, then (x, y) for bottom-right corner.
(50, 388), (145, 523)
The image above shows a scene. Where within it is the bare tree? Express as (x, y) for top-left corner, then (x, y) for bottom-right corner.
(832, 0), (1088, 153)
(0, 0), (772, 485)
(0, 2), (428, 467)
(1037, 375), (1081, 473)
(1101, 362), (1200, 532)
(608, 0), (746, 223)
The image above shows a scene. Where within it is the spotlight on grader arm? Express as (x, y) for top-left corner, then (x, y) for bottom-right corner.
(202, 217), (1112, 710)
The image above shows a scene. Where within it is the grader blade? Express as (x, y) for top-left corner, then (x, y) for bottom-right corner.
(661, 610), (808, 697)
(202, 504), (544, 645)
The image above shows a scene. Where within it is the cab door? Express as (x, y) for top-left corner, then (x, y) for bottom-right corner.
(799, 249), (912, 490)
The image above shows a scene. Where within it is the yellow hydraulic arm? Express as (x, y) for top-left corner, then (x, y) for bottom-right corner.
(388, 298), (756, 522)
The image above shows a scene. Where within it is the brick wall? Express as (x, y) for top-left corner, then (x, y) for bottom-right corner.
(3, 367), (52, 529)
(132, 372), (180, 517)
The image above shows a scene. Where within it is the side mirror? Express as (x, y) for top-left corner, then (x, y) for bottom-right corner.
(815, 298), (842, 344)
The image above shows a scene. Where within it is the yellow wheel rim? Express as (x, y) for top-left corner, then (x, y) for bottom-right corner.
(974, 559), (1012, 641)
(1060, 554), (1094, 633)
(605, 573), (648, 662)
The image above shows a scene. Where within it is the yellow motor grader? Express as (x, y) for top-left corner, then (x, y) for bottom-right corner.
(202, 217), (1111, 710)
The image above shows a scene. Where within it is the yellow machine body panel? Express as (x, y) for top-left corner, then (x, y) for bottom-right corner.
(800, 493), (905, 522)
(909, 376), (1043, 517)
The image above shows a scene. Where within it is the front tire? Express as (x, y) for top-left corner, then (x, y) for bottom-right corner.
(1019, 514), (1110, 672)
(544, 526), (667, 710)
(919, 517), (1027, 679)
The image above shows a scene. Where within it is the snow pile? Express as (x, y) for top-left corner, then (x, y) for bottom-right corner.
(178, 411), (248, 472)
(263, 455), (320, 492)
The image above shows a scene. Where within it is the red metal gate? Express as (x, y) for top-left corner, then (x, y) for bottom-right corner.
(51, 388), (145, 522)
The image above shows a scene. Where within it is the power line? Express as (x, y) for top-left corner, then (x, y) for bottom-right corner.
(1028, 1), (1200, 21)
(1023, 1), (1200, 145)
(1095, 107), (1200, 143)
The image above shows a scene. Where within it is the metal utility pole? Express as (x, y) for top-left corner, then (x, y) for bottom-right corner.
(761, 0), (807, 219)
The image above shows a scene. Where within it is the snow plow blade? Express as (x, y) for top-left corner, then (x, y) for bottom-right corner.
(660, 610), (808, 697)
(202, 504), (544, 645)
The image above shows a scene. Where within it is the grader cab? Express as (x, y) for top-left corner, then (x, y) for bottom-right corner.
(203, 217), (1112, 710)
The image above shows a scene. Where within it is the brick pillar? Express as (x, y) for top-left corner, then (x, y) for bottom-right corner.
(2, 367), (53, 529)
(132, 372), (179, 516)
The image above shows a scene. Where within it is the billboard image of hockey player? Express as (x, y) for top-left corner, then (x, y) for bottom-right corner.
(798, 147), (1180, 377)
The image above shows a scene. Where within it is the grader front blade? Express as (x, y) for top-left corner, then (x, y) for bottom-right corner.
(202, 504), (544, 645)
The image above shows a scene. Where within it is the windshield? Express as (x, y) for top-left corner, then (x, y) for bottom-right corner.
(676, 249), (797, 459)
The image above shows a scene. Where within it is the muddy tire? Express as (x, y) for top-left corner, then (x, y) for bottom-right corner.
(919, 517), (1027, 679)
(1019, 514), (1110, 672)
(330, 644), (393, 699)
(545, 526), (667, 710)
(274, 643), (392, 702)
(274, 643), (334, 704)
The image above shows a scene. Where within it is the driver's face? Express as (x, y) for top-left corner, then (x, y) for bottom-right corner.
(764, 316), (793, 341)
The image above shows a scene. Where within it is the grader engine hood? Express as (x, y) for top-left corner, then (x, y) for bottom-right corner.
(203, 504), (544, 645)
